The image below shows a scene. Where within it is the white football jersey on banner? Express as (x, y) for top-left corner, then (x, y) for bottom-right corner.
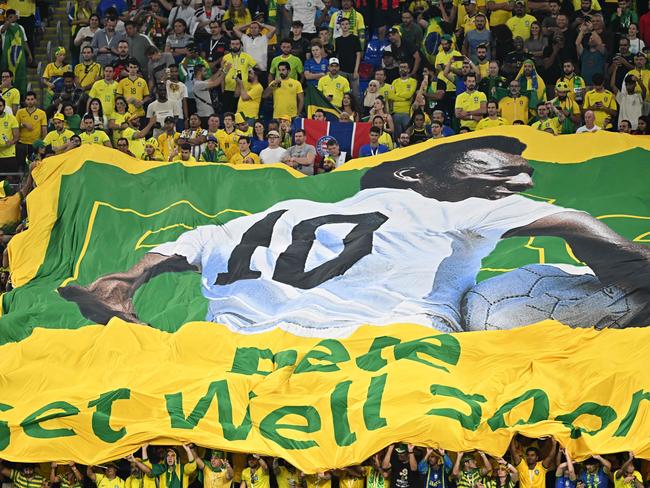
(151, 188), (567, 336)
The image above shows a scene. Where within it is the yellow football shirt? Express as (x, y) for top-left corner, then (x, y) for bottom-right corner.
(629, 69), (650, 101)
(275, 467), (300, 488)
(229, 151), (261, 165)
(95, 474), (126, 488)
(476, 116), (508, 129)
(43, 62), (71, 81)
(1, 87), (20, 110)
(614, 471), (643, 488)
(43, 129), (75, 150)
(216, 129), (240, 159)
(453, 0), (486, 28)
(89, 79), (118, 117)
(500, 95), (530, 124)
(378, 131), (394, 150)
(516, 461), (547, 488)
(455, 90), (487, 129)
(338, 473), (364, 488)
(15, 107), (46, 144)
(241, 467), (270, 488)
(506, 14), (537, 40)
(583, 89), (617, 128)
(117, 76), (150, 117)
(317, 75), (350, 108)
(304, 475), (331, 488)
(273, 79), (303, 119)
(79, 130), (111, 145)
(222, 52), (257, 92)
(74, 62), (102, 90)
(158, 131), (180, 161)
(122, 127), (146, 158)
(0, 112), (18, 157)
(531, 117), (560, 134)
(391, 77), (418, 114)
(237, 82), (263, 119)
(110, 112), (131, 144)
(202, 467), (231, 488)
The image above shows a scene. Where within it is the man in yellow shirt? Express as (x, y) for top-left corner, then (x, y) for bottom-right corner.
(15, 90), (46, 166)
(510, 438), (557, 488)
(0, 96), (19, 171)
(74, 46), (101, 92)
(317, 58), (350, 107)
(117, 60), (151, 119)
(43, 113), (75, 154)
(337, 467), (365, 488)
(216, 113), (241, 160)
(221, 38), (257, 113)
(557, 60), (586, 103)
(86, 464), (126, 488)
(506, 1), (537, 40)
(139, 445), (197, 488)
(89, 65), (118, 117)
(390, 61), (417, 136)
(264, 61), (304, 119)
(121, 115), (157, 158)
(613, 453), (644, 488)
(229, 136), (261, 164)
(583, 72), (617, 128)
(500, 79), (530, 123)
(273, 460), (300, 488)
(0, 71), (19, 114)
(240, 455), (270, 488)
(79, 115), (112, 146)
(530, 102), (560, 133)
(235, 68), (263, 121)
(301, 472), (332, 488)
(195, 450), (234, 488)
(630, 52), (650, 101)
(158, 116), (180, 161)
(455, 73), (487, 129)
(476, 100), (508, 129)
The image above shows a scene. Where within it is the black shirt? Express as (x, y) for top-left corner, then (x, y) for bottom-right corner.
(390, 454), (419, 488)
(335, 34), (362, 73)
(201, 34), (230, 64)
(290, 35), (311, 61)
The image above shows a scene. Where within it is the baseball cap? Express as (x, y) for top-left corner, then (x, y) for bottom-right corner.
(164, 115), (175, 123)
(329, 57), (340, 65)
(555, 81), (569, 91)
(388, 27), (400, 35)
(278, 114), (292, 121)
(53, 113), (65, 121)
(207, 135), (217, 142)
(395, 445), (407, 454)
(268, 130), (280, 137)
(234, 113), (246, 124)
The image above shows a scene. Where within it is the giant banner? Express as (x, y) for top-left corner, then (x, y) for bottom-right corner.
(2, 128), (650, 469)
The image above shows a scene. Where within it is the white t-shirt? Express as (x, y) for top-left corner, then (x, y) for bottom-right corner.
(192, 80), (214, 117)
(576, 124), (601, 133)
(151, 188), (567, 336)
(616, 90), (644, 129)
(242, 34), (269, 71)
(284, 0), (325, 34)
(259, 146), (289, 164)
(146, 100), (179, 137)
(165, 80), (189, 120)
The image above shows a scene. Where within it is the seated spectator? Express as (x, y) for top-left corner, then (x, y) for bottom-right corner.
(42, 47), (72, 106)
(341, 93), (360, 121)
(304, 43), (328, 87)
(251, 120), (268, 154)
(432, 110), (455, 136)
(89, 65), (119, 119)
(180, 113), (208, 159)
(455, 73), (487, 130)
(75, 46), (102, 94)
(200, 135), (228, 162)
(531, 102), (560, 134)
(229, 136), (260, 164)
(166, 19), (193, 62)
(500, 79), (530, 124)
(550, 81), (582, 134)
(359, 126), (389, 157)
(111, 40), (132, 80)
(117, 59), (151, 121)
(285, 129), (316, 174)
(0, 71), (20, 115)
(584, 72), (617, 128)
(476, 100), (508, 129)
(321, 139), (347, 171)
(396, 132), (410, 147)
(259, 130), (289, 164)
(270, 39), (304, 82)
(158, 116), (180, 161)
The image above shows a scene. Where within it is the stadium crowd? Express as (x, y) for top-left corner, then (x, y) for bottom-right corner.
(0, 0), (646, 179)
(0, 439), (649, 488)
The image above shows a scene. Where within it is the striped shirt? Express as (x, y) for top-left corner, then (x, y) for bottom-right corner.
(457, 469), (482, 488)
(11, 470), (47, 488)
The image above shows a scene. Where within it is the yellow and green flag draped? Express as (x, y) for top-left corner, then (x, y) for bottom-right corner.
(0, 23), (27, 94)
(2, 128), (650, 470)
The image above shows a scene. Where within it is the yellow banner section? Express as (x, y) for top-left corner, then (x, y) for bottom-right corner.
(1, 320), (650, 468)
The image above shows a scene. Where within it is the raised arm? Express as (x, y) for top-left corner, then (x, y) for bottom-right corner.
(616, 452), (635, 479)
(127, 454), (153, 475)
(542, 438), (557, 470)
(50, 463), (60, 484)
(452, 451), (464, 478)
(382, 445), (394, 470)
(565, 450), (576, 481)
(183, 444), (195, 463)
(509, 438), (522, 467)
(70, 463), (83, 482)
(257, 456), (269, 472)
(87, 466), (97, 482)
(478, 452), (492, 476)
(407, 445), (417, 472)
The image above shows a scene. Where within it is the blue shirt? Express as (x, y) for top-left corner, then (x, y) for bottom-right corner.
(304, 58), (329, 86)
(418, 456), (452, 488)
(251, 138), (268, 155)
(358, 143), (389, 157)
(556, 476), (577, 488)
(581, 468), (609, 488)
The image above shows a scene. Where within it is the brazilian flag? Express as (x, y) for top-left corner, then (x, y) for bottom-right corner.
(1, 23), (27, 94)
(305, 84), (340, 121)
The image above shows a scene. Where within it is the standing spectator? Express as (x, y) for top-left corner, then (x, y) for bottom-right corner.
(381, 445), (419, 488)
(432, 110), (455, 136)
(269, 39), (304, 81)
(44, 113), (75, 153)
(285, 0), (325, 38)
(216, 112), (239, 159)
(233, 20), (276, 77)
(612, 73), (645, 129)
(92, 16), (125, 67)
(286, 128), (316, 174)
(478, 60), (508, 101)
(179, 113), (208, 159)
(418, 448), (452, 488)
(304, 43), (328, 86)
(229, 136), (260, 164)
(576, 23), (608, 85)
(390, 61), (417, 137)
(500, 79), (530, 124)
(329, 0), (366, 48)
(221, 38), (257, 113)
(158, 116), (180, 161)
(506, 1), (537, 41)
(580, 456), (612, 488)
(502, 36), (527, 79)
(15, 91), (46, 165)
(584, 72), (617, 128)
(117, 60), (151, 122)
(168, 0), (196, 33)
(74, 46), (102, 94)
(452, 452), (492, 488)
(557, 60), (586, 105)
(550, 81), (582, 133)
(179, 42), (212, 106)
(317, 58), (350, 107)
(321, 138), (348, 170)
(476, 100), (508, 128)
(124, 21), (153, 69)
(74, 14), (101, 53)
(613, 453), (643, 488)
(455, 72), (487, 129)
(194, 0), (225, 39)
(111, 40), (132, 80)
(146, 46), (176, 88)
(200, 135), (227, 162)
(42, 47), (72, 107)
(629, 52), (650, 103)
(398, 10), (422, 48)
(0, 97), (19, 171)
(200, 21), (230, 72)
(509, 438), (557, 488)
(259, 130), (289, 164)
(0, 71), (19, 114)
(235, 68), (263, 122)
(619, 119), (633, 132)
(334, 18), (362, 99)
(0, 9), (32, 94)
(139, 0), (168, 50)
(89, 65), (118, 118)
(464, 15), (492, 60)
(387, 28), (421, 76)
(223, 0), (251, 29)
(555, 449), (577, 488)
(640, 5), (650, 47)
(627, 24), (645, 54)
(359, 126), (389, 156)
(610, 37), (635, 88)
(264, 61), (304, 119)
(166, 19), (193, 62)
(193, 64), (225, 124)
(524, 22), (547, 68)
(484, 459), (519, 488)
(288, 21), (311, 61)
(79, 114), (112, 146)
(531, 102), (560, 133)
(146, 85), (178, 136)
(371, 115), (394, 149)
(611, 0), (638, 38)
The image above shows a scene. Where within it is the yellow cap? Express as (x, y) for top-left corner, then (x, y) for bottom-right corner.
(53, 113), (65, 121)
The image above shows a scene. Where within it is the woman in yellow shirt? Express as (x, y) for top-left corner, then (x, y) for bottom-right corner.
(223, 0), (251, 27)
(42, 47), (72, 106)
(108, 96), (131, 145)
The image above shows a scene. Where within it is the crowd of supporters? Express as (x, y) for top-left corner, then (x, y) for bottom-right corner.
(0, 439), (649, 488)
(0, 0), (646, 181)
